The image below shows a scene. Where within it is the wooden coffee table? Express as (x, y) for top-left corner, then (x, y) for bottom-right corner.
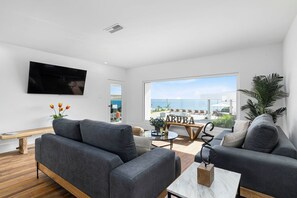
(142, 131), (178, 150)
(167, 162), (241, 198)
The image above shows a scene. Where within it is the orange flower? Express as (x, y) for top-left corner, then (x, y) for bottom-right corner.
(66, 105), (70, 110)
(58, 103), (63, 108)
(59, 107), (64, 112)
(49, 104), (54, 109)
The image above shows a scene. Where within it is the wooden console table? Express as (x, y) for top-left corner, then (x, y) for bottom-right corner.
(0, 127), (54, 154)
(166, 122), (204, 140)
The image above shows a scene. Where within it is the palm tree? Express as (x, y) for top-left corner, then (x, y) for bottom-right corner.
(238, 73), (288, 123)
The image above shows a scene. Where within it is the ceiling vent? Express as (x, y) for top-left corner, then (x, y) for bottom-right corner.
(104, 24), (123, 33)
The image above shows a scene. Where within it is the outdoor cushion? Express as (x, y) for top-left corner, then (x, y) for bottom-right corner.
(53, 118), (82, 141)
(80, 119), (137, 162)
(243, 114), (278, 153)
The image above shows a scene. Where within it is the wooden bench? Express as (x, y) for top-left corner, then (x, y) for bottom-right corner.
(166, 122), (205, 140)
(0, 127), (54, 154)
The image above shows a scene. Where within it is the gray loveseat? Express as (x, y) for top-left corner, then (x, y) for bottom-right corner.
(195, 115), (297, 198)
(36, 119), (181, 198)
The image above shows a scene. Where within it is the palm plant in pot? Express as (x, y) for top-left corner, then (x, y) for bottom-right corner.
(238, 73), (288, 123)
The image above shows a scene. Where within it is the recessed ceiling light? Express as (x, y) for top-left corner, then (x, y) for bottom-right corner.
(104, 61), (108, 65)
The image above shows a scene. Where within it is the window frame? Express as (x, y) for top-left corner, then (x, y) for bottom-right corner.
(142, 73), (239, 122)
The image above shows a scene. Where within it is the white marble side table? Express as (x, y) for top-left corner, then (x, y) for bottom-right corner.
(167, 162), (241, 198)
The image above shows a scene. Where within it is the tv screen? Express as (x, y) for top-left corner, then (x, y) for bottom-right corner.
(27, 61), (87, 95)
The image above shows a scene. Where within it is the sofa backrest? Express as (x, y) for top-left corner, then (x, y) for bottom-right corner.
(80, 119), (138, 163)
(271, 127), (297, 159)
(53, 118), (82, 142)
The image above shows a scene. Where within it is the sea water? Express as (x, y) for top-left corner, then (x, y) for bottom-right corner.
(151, 99), (223, 111)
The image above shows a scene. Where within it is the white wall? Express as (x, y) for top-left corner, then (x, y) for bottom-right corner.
(284, 15), (297, 147)
(126, 44), (284, 132)
(0, 43), (126, 153)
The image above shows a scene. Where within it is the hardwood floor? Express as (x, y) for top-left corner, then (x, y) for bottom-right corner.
(0, 147), (75, 198)
(0, 136), (196, 198)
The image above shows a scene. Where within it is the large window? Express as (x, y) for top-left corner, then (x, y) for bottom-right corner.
(144, 75), (237, 127)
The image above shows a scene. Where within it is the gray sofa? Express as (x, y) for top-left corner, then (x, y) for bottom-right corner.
(195, 115), (297, 198)
(36, 119), (181, 198)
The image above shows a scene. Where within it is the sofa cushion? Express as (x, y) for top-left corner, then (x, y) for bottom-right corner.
(80, 119), (137, 162)
(243, 114), (278, 153)
(53, 118), (82, 141)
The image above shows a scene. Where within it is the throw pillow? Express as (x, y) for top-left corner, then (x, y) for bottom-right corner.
(221, 130), (247, 147)
(53, 118), (82, 141)
(133, 135), (151, 155)
(233, 120), (250, 133)
(220, 120), (250, 147)
(243, 114), (278, 153)
(132, 126), (144, 136)
(80, 119), (138, 163)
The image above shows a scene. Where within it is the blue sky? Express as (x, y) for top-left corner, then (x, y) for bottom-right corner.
(151, 76), (237, 99)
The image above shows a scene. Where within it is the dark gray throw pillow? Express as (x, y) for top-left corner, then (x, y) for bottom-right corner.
(53, 118), (82, 141)
(243, 114), (278, 153)
(80, 119), (137, 163)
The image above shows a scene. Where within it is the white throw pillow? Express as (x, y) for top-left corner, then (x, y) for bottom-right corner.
(133, 135), (151, 156)
(221, 120), (250, 147)
(233, 120), (250, 133)
(220, 131), (247, 147)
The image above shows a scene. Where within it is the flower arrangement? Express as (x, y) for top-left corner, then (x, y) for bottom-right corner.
(50, 103), (70, 119)
(149, 117), (166, 128)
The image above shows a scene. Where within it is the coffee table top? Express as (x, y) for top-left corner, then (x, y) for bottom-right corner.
(167, 162), (241, 198)
(143, 131), (178, 141)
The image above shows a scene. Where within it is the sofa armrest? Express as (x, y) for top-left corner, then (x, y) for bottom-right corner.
(211, 145), (297, 197)
(110, 148), (177, 198)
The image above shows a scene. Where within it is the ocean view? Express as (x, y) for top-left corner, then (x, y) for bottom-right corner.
(111, 100), (122, 110)
(151, 99), (224, 111)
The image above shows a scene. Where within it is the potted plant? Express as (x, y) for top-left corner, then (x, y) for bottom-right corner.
(238, 73), (288, 123)
(149, 117), (166, 132)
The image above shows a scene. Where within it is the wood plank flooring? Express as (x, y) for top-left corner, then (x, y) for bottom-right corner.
(0, 136), (197, 198)
(0, 147), (75, 198)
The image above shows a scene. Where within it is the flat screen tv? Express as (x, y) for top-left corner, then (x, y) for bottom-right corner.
(27, 61), (87, 95)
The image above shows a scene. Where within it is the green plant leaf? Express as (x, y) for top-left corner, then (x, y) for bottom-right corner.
(238, 73), (288, 122)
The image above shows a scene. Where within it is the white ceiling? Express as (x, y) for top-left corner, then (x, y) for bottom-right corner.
(0, 0), (297, 68)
